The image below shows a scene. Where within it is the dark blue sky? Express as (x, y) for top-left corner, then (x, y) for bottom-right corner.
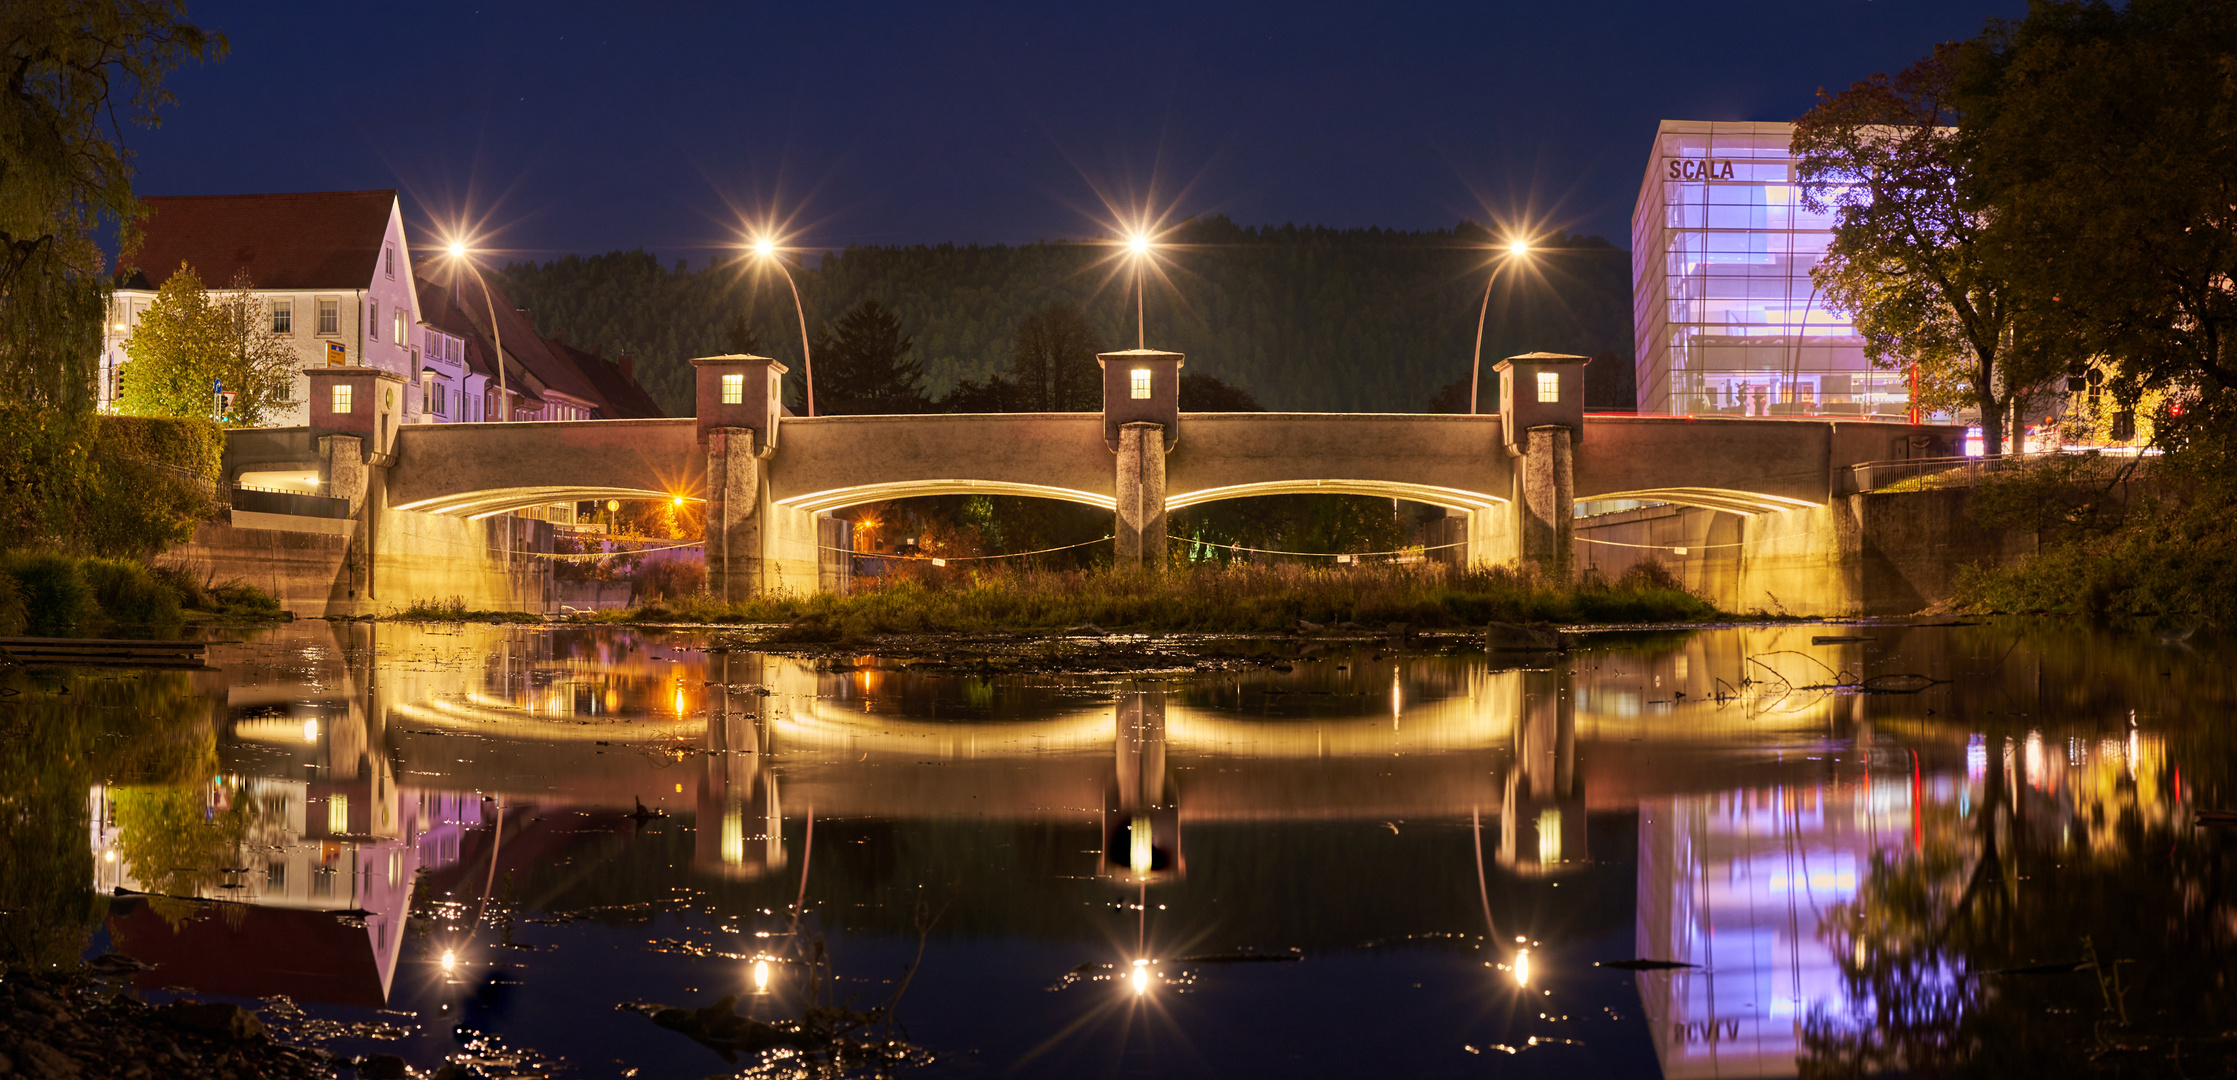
(133, 0), (2024, 263)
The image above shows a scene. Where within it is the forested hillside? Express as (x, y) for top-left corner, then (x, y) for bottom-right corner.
(496, 216), (1633, 415)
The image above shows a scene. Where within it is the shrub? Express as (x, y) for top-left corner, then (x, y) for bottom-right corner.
(2, 552), (94, 635)
(632, 558), (705, 602)
(79, 557), (183, 626)
(0, 572), (25, 636)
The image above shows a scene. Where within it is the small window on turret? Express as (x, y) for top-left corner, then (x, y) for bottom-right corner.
(721, 373), (744, 404)
(332, 384), (353, 413)
(1536, 371), (1560, 403)
(1131, 368), (1152, 400)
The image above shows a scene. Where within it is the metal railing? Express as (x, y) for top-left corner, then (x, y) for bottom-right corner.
(1839, 450), (2154, 496)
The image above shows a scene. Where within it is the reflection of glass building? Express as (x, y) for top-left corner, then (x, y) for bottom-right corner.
(1632, 120), (1912, 417)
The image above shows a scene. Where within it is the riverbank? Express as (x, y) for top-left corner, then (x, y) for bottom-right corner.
(472, 562), (1717, 641)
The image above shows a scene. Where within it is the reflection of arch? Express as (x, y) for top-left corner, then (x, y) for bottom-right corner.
(777, 479), (1116, 514)
(1165, 480), (1504, 514)
(393, 486), (687, 519)
(1580, 487), (1820, 515)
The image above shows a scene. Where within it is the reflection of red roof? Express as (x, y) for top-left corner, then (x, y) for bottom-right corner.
(107, 897), (387, 1009)
(123, 191), (397, 291)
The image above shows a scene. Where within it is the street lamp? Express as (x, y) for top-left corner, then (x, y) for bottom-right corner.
(1470, 238), (1535, 415)
(751, 237), (816, 417)
(447, 240), (509, 423)
(1124, 231), (1154, 350)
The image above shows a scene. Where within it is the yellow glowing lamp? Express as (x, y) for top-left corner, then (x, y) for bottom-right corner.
(1508, 240), (1530, 256)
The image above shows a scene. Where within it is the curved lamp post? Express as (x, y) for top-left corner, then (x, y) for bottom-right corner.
(447, 241), (508, 422)
(752, 239), (816, 417)
(1469, 239), (1534, 415)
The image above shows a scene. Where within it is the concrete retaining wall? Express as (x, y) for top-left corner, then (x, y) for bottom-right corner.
(167, 509), (555, 618)
(1573, 487), (2035, 616)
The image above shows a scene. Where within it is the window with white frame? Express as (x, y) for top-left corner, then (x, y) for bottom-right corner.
(392, 307), (404, 343)
(1536, 371), (1560, 403)
(432, 382), (447, 415)
(368, 300), (379, 340)
(720, 373), (744, 404)
(384, 247), (394, 278)
(1130, 368), (1152, 400)
(317, 299), (339, 334)
(271, 300), (292, 334)
(332, 384), (353, 413)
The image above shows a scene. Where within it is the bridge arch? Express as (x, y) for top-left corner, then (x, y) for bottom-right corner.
(776, 479), (1117, 514)
(1165, 479), (1504, 514)
(1577, 488), (1822, 516)
(393, 485), (691, 519)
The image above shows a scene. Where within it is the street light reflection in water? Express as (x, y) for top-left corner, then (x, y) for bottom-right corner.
(46, 619), (2233, 1078)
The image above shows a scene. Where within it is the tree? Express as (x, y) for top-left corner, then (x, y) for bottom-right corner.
(1962, 0), (2237, 410)
(724, 312), (760, 355)
(118, 265), (297, 425)
(1, 2), (220, 416)
(1009, 298), (1104, 411)
(1793, 47), (2067, 455)
(809, 299), (927, 414)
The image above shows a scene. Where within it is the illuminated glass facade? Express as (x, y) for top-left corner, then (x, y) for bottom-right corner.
(1632, 120), (1911, 417)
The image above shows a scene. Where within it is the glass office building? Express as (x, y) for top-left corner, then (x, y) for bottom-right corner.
(1632, 120), (1911, 417)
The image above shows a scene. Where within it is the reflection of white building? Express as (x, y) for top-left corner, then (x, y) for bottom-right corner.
(1635, 775), (1933, 1078)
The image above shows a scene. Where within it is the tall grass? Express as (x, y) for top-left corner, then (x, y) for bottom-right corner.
(586, 561), (1716, 640)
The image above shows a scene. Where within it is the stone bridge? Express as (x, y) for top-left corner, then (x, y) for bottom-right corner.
(223, 350), (1962, 602)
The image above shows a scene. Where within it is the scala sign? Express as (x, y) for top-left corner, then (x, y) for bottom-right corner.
(1667, 158), (1738, 181)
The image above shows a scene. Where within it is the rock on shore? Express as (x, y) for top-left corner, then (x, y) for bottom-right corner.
(1, 968), (336, 1079)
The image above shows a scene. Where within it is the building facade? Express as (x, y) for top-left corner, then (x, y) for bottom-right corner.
(1631, 120), (1912, 418)
(104, 190), (423, 426)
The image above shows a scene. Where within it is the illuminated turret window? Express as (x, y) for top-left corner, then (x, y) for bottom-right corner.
(1536, 371), (1560, 403)
(1131, 368), (1152, 399)
(332, 384), (353, 413)
(721, 373), (744, 404)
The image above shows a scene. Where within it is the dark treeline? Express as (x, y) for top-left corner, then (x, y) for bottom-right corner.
(496, 216), (1634, 415)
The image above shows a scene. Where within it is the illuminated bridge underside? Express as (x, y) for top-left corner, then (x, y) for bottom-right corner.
(394, 486), (682, 519)
(1166, 480), (1504, 513)
(1582, 487), (1820, 516)
(779, 480), (1117, 514)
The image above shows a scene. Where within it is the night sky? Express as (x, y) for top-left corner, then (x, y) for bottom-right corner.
(133, 0), (2025, 263)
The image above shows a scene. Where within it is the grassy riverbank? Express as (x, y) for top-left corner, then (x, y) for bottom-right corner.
(557, 561), (1715, 640)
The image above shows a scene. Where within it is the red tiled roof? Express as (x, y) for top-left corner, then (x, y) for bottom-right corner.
(552, 340), (666, 419)
(124, 190), (399, 291)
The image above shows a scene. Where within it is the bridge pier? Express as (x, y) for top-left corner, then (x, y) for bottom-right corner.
(1496, 353), (1588, 581)
(695, 355), (789, 603)
(1114, 422), (1168, 569)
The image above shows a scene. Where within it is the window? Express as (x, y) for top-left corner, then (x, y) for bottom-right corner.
(384, 246), (394, 278)
(1536, 371), (1560, 403)
(332, 384), (353, 413)
(1130, 368), (1152, 400)
(720, 372), (744, 404)
(368, 300), (379, 340)
(317, 299), (339, 335)
(393, 307), (404, 343)
(432, 382), (447, 416)
(271, 300), (292, 334)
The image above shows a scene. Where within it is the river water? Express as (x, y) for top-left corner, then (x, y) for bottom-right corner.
(9, 619), (2233, 1078)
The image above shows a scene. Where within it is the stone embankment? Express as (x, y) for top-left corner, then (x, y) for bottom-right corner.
(0, 968), (334, 1080)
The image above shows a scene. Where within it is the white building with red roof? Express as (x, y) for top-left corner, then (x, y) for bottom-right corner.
(105, 190), (422, 426)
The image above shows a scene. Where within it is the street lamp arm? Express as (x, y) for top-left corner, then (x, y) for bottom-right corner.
(1470, 270), (1497, 415)
(465, 260), (508, 422)
(774, 261), (815, 417)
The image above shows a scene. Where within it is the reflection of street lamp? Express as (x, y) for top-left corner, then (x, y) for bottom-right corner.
(1124, 232), (1154, 350)
(751, 237), (816, 417)
(1469, 239), (1534, 415)
(446, 240), (508, 422)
